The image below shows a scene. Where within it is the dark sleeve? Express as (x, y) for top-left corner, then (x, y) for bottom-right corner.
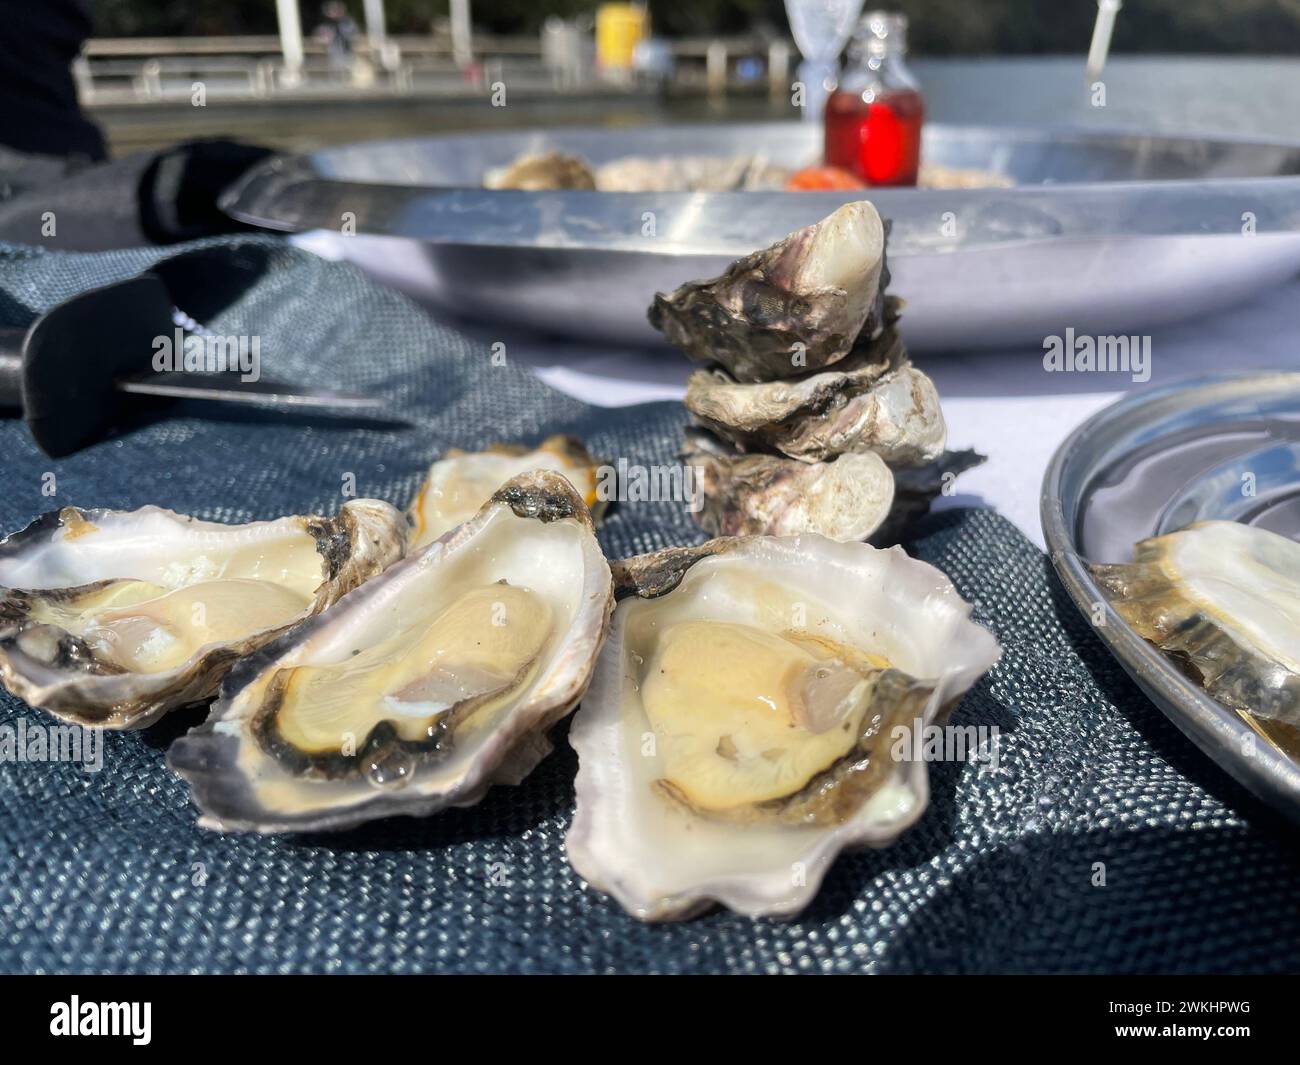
(0, 0), (106, 161)
(0, 139), (274, 250)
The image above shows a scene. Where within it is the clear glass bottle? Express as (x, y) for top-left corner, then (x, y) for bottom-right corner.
(824, 12), (924, 186)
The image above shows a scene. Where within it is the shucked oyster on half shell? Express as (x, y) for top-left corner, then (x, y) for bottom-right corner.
(169, 471), (614, 833)
(0, 501), (406, 729)
(683, 325), (946, 466)
(407, 435), (606, 549)
(648, 201), (888, 383)
(566, 534), (1001, 920)
(1092, 520), (1300, 727)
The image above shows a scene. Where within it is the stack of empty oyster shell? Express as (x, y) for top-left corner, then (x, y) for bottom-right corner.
(649, 200), (977, 544)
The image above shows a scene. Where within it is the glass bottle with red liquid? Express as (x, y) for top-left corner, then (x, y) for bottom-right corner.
(824, 12), (924, 186)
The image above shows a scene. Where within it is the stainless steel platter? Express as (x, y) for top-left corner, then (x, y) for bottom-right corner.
(221, 121), (1300, 352)
(1041, 373), (1300, 821)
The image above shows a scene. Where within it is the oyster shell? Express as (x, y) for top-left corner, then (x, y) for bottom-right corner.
(484, 150), (791, 193)
(169, 471), (614, 833)
(648, 201), (888, 383)
(682, 429), (894, 541)
(408, 435), (606, 548)
(683, 325), (945, 466)
(484, 150), (597, 190)
(1092, 521), (1300, 726)
(869, 449), (987, 545)
(683, 430), (985, 544)
(0, 501), (406, 729)
(566, 535), (1001, 920)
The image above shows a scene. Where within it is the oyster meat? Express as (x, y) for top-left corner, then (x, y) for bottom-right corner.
(169, 471), (614, 832)
(648, 201), (888, 383)
(683, 325), (946, 466)
(1092, 520), (1300, 727)
(0, 501), (406, 729)
(566, 534), (1001, 920)
(408, 435), (605, 548)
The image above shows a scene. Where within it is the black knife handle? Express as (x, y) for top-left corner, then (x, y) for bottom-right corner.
(4, 276), (173, 456)
(0, 327), (27, 408)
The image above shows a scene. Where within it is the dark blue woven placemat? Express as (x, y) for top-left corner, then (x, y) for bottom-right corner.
(1, 238), (1297, 974)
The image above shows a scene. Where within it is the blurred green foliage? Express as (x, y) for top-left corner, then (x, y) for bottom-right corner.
(93, 0), (1300, 54)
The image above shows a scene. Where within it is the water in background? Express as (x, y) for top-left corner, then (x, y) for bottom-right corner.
(96, 56), (1300, 156)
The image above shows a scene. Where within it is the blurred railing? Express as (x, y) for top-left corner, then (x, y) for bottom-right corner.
(76, 34), (795, 105)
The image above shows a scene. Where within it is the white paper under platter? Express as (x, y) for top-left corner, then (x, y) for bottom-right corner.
(225, 122), (1300, 352)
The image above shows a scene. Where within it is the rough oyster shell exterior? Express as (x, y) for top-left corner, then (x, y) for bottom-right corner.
(648, 201), (888, 383)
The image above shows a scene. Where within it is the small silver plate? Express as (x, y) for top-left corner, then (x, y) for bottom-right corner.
(1041, 373), (1300, 821)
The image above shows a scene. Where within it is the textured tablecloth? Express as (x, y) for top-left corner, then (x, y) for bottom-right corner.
(1, 238), (1297, 974)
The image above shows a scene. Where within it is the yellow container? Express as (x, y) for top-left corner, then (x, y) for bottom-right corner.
(596, 3), (648, 71)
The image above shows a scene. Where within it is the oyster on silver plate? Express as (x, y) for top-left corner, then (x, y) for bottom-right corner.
(408, 435), (606, 548)
(481, 150), (1015, 194)
(648, 201), (888, 383)
(566, 534), (1001, 920)
(594, 154), (791, 192)
(0, 501), (406, 729)
(683, 325), (946, 466)
(169, 471), (614, 832)
(1092, 520), (1300, 727)
(484, 150), (597, 190)
(483, 149), (790, 193)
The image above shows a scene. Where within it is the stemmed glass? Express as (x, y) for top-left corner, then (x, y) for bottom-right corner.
(784, 0), (866, 123)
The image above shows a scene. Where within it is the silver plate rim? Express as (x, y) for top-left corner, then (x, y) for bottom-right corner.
(220, 119), (1300, 254)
